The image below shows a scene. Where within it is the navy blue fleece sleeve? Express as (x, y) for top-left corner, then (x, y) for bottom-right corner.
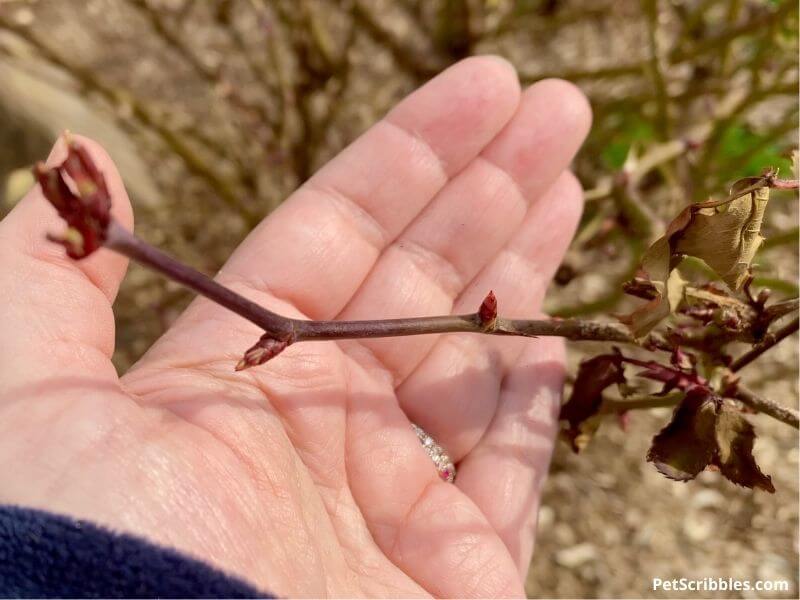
(0, 505), (272, 598)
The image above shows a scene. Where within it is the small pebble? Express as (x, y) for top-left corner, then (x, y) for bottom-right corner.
(556, 543), (597, 568)
(13, 8), (34, 26)
(683, 510), (715, 542)
(537, 505), (555, 531)
(690, 488), (725, 510)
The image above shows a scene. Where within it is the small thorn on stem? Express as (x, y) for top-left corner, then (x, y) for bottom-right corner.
(478, 290), (497, 330)
(617, 410), (631, 432)
(235, 334), (291, 371)
(720, 372), (740, 397)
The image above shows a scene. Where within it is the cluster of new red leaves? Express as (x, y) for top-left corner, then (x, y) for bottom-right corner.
(36, 139), (776, 493)
(34, 140), (111, 259)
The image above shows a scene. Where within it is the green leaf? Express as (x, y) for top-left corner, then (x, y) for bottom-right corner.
(601, 116), (656, 169)
(718, 125), (793, 179)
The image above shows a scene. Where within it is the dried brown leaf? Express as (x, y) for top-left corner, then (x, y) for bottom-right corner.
(714, 405), (775, 493)
(560, 353), (626, 452)
(647, 390), (775, 492)
(647, 389), (718, 481)
(676, 177), (769, 289)
(621, 178), (769, 336)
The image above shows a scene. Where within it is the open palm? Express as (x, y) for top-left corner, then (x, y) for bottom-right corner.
(0, 57), (590, 597)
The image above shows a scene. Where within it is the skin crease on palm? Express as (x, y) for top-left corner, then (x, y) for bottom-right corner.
(0, 56), (591, 598)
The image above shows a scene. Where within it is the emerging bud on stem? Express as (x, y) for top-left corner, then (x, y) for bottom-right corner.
(755, 288), (770, 307)
(34, 135), (111, 259)
(236, 334), (291, 371)
(478, 290), (497, 330)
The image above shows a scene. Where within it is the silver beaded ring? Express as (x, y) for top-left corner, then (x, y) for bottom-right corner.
(411, 423), (456, 483)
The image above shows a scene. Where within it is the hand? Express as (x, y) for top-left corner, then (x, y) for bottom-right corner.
(0, 57), (590, 597)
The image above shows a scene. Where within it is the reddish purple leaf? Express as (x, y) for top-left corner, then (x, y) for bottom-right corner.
(34, 137), (111, 259)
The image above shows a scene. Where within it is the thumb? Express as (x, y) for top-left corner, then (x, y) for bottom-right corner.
(0, 134), (133, 393)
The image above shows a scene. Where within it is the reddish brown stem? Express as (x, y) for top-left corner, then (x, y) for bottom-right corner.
(291, 314), (636, 342)
(105, 220), (636, 346)
(763, 298), (799, 321)
(729, 316), (799, 372)
(106, 222), (294, 339)
(732, 385), (799, 429)
(99, 221), (800, 430)
(771, 178), (800, 190)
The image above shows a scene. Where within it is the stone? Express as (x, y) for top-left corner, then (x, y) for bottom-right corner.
(556, 543), (597, 569)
